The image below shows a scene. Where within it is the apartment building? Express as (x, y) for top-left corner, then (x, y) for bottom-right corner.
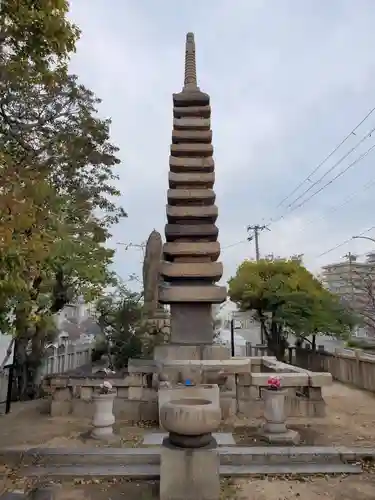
(321, 253), (375, 336)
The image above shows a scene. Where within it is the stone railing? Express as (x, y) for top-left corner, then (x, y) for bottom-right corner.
(44, 355), (331, 421)
(293, 346), (375, 392)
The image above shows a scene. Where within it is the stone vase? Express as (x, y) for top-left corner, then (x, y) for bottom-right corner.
(91, 392), (116, 440)
(262, 388), (288, 434)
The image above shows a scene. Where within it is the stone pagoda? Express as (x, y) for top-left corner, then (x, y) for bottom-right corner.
(158, 33), (227, 356)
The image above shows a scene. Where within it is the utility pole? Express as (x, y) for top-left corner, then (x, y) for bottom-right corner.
(344, 251), (356, 336)
(343, 251), (355, 306)
(247, 224), (270, 344)
(247, 225), (270, 261)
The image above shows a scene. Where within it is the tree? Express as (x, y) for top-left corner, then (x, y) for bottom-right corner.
(95, 286), (145, 370)
(228, 258), (355, 360)
(0, 1), (126, 398)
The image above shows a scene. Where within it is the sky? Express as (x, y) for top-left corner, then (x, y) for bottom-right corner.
(68, 0), (375, 290)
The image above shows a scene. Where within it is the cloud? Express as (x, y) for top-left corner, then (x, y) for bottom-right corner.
(68, 0), (375, 287)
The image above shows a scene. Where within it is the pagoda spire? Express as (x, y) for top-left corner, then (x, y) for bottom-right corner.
(183, 32), (199, 90)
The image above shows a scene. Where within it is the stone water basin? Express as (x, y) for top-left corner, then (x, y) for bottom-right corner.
(160, 397), (221, 448)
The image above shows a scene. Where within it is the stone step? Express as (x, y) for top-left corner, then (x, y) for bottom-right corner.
(0, 493), (25, 500)
(2, 488), (57, 500)
(219, 446), (370, 465)
(17, 462), (362, 480)
(5, 446), (375, 467)
(15, 447), (160, 466)
(221, 463), (363, 476)
(21, 464), (160, 479)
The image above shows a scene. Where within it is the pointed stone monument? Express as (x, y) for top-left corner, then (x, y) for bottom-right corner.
(158, 32), (227, 360)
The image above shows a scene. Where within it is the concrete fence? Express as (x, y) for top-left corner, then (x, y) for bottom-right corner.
(292, 346), (375, 392)
(245, 341), (375, 392)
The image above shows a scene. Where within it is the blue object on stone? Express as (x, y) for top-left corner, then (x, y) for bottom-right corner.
(185, 379), (193, 386)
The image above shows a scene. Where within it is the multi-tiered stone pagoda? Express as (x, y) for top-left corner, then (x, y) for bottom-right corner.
(159, 33), (227, 347)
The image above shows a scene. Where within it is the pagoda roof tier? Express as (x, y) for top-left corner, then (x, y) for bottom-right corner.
(165, 223), (218, 241)
(166, 205), (218, 223)
(167, 188), (215, 205)
(172, 129), (212, 143)
(169, 171), (215, 188)
(173, 90), (210, 107)
(170, 143), (213, 157)
(173, 105), (211, 118)
(160, 261), (223, 282)
(163, 241), (220, 260)
(173, 117), (211, 130)
(169, 156), (214, 173)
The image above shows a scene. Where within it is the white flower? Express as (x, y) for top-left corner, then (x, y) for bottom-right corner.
(99, 381), (113, 393)
(103, 368), (116, 375)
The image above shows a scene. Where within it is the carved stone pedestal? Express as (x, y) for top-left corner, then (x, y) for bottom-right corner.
(259, 389), (300, 444)
(91, 392), (116, 440)
(159, 396), (221, 500)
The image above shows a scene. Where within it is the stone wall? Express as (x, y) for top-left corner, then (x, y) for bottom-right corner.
(293, 347), (375, 392)
(44, 355), (330, 421)
(44, 373), (158, 422)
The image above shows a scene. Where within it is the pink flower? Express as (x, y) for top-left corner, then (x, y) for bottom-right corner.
(267, 376), (281, 391)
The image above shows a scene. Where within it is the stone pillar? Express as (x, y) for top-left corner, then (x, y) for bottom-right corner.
(158, 32), (226, 356)
(159, 396), (221, 500)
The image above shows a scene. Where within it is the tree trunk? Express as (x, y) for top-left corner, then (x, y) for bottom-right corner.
(265, 320), (287, 361)
(13, 336), (29, 400)
(311, 333), (316, 351)
(13, 329), (45, 401)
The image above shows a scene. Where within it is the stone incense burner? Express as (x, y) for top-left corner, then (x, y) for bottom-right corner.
(160, 397), (221, 448)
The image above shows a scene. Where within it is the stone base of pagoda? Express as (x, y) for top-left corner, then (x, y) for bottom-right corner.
(154, 343), (230, 362)
(159, 284), (226, 304)
(170, 302), (214, 344)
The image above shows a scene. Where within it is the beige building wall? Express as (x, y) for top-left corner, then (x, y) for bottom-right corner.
(321, 254), (375, 336)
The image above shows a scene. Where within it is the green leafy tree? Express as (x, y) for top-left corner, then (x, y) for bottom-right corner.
(95, 286), (145, 370)
(0, 1), (126, 398)
(229, 258), (355, 360)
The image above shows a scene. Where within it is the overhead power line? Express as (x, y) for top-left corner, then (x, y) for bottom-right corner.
(270, 142), (375, 225)
(316, 226), (375, 259)
(286, 177), (375, 237)
(274, 106), (375, 210)
(283, 126), (375, 211)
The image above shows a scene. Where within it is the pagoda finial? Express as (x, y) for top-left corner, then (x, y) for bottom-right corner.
(183, 32), (198, 90)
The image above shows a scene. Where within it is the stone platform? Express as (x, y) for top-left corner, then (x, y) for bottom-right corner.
(2, 445), (371, 479)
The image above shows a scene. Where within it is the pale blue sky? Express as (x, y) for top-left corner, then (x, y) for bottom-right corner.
(68, 0), (375, 287)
